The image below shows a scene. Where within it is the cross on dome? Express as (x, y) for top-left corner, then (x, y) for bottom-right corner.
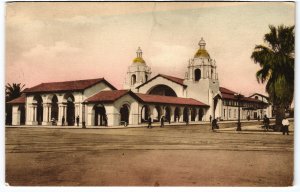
(198, 37), (206, 49)
(136, 47), (143, 58)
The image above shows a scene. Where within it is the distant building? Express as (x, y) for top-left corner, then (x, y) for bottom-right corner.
(8, 38), (272, 126)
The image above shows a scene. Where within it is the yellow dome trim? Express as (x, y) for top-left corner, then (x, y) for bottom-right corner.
(133, 57), (146, 64)
(194, 49), (210, 58)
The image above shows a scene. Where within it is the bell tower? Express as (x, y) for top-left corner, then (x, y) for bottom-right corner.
(184, 38), (221, 119)
(123, 47), (151, 92)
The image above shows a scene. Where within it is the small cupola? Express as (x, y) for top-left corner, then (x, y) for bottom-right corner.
(194, 38), (210, 59)
(133, 47), (146, 64)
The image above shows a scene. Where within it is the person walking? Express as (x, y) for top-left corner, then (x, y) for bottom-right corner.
(211, 118), (218, 131)
(76, 115), (80, 126)
(282, 117), (290, 135)
(263, 115), (270, 131)
(62, 116), (65, 126)
(147, 116), (152, 128)
(160, 116), (165, 127)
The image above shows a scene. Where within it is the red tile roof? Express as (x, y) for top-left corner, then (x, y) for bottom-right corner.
(219, 87), (237, 95)
(135, 93), (208, 107)
(159, 74), (185, 86)
(7, 94), (26, 104)
(85, 89), (208, 107)
(136, 74), (186, 89)
(220, 87), (264, 103)
(24, 78), (116, 93)
(85, 90), (129, 103)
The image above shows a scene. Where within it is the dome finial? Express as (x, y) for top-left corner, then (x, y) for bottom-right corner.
(136, 47), (143, 58)
(198, 37), (206, 49)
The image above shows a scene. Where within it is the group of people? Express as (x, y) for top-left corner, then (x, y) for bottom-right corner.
(147, 115), (166, 128)
(52, 113), (290, 134)
(51, 115), (81, 126)
(263, 115), (290, 135)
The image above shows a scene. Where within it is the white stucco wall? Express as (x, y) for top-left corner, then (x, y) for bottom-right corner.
(83, 82), (113, 99)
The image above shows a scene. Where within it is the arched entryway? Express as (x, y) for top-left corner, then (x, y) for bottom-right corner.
(164, 106), (171, 123)
(198, 108), (204, 121)
(18, 105), (26, 125)
(191, 107), (197, 121)
(141, 105), (149, 122)
(153, 105), (161, 122)
(94, 104), (106, 126)
(174, 107), (180, 122)
(51, 95), (58, 121)
(183, 107), (189, 123)
(33, 95), (43, 125)
(120, 104), (130, 125)
(64, 93), (75, 126)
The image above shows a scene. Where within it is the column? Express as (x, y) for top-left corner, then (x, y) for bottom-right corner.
(12, 105), (20, 125)
(81, 103), (86, 127)
(195, 108), (199, 121)
(42, 104), (49, 125)
(25, 104), (32, 125)
(33, 105), (37, 122)
(188, 108), (192, 122)
(179, 107), (184, 122)
(170, 106), (175, 122)
(48, 105), (51, 123)
(57, 103), (64, 126)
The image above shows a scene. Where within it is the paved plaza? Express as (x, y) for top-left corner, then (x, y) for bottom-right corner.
(5, 121), (294, 186)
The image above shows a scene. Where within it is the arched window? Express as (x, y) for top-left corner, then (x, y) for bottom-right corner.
(131, 74), (136, 85)
(211, 69), (214, 78)
(145, 75), (148, 82)
(194, 69), (201, 81)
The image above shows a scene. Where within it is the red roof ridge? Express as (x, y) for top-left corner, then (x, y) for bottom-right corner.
(159, 73), (184, 81)
(219, 86), (237, 94)
(24, 77), (116, 93)
(85, 89), (130, 103)
(136, 73), (186, 89)
(34, 77), (104, 85)
(135, 93), (208, 107)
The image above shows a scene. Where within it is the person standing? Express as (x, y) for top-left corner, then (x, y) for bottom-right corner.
(62, 116), (65, 126)
(282, 117), (290, 135)
(147, 116), (152, 128)
(104, 114), (108, 126)
(76, 115), (80, 126)
(209, 115), (212, 123)
(186, 116), (189, 126)
(160, 116), (165, 127)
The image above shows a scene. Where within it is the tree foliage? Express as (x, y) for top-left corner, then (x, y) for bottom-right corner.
(5, 83), (25, 101)
(251, 25), (294, 126)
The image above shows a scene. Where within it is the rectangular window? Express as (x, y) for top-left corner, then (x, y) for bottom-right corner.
(229, 109), (231, 118)
(234, 109), (236, 118)
(224, 109), (226, 118)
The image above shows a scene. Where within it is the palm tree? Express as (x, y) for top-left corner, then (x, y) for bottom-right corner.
(5, 83), (25, 101)
(5, 83), (25, 125)
(251, 25), (294, 130)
